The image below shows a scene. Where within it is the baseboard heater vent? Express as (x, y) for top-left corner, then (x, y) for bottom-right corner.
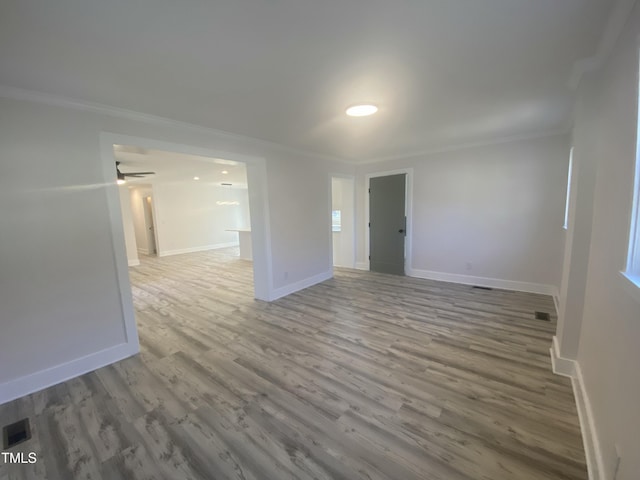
(472, 286), (493, 291)
(3, 418), (31, 449)
(534, 311), (551, 321)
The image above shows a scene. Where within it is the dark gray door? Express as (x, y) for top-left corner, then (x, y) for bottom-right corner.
(369, 174), (406, 275)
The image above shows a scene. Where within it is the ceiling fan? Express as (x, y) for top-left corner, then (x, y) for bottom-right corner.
(115, 161), (155, 184)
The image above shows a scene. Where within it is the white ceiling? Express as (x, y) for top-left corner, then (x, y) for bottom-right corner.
(114, 146), (248, 187)
(0, 0), (613, 162)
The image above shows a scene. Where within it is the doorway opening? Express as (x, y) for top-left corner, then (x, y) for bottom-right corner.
(114, 145), (253, 266)
(102, 132), (271, 301)
(365, 169), (413, 276)
(124, 185), (158, 259)
(143, 195), (157, 255)
(330, 175), (356, 268)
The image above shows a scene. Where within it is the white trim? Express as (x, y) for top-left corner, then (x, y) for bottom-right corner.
(563, 147), (574, 229)
(158, 242), (239, 257)
(246, 156), (274, 301)
(99, 132), (273, 302)
(408, 268), (559, 296)
(355, 262), (370, 271)
(572, 364), (606, 480)
(99, 135), (140, 350)
(0, 342), (138, 405)
(128, 259), (141, 267)
(365, 168), (413, 275)
(328, 174), (335, 273)
(0, 84), (573, 168)
(329, 173), (357, 269)
(568, 0), (638, 88)
(618, 270), (640, 303)
(269, 270), (333, 301)
(0, 85), (348, 166)
(137, 248), (149, 255)
(358, 128), (570, 165)
(550, 338), (605, 480)
(550, 336), (577, 377)
(552, 294), (560, 317)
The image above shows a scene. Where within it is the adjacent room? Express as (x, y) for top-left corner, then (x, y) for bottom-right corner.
(1, 1), (639, 480)
(113, 146), (253, 264)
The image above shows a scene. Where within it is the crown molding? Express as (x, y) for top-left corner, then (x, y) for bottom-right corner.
(356, 126), (571, 165)
(0, 84), (351, 166)
(568, 0), (638, 89)
(0, 84), (571, 166)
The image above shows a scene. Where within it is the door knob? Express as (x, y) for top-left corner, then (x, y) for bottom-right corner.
(398, 229), (405, 233)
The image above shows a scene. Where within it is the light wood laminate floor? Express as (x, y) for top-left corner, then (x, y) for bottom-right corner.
(0, 248), (587, 480)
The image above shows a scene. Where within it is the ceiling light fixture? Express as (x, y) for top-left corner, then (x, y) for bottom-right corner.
(193, 176), (200, 180)
(346, 104), (378, 117)
(222, 170), (229, 174)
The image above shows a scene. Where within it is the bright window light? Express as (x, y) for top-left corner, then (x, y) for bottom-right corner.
(563, 147), (574, 230)
(332, 210), (342, 232)
(626, 137), (640, 278)
(624, 54), (640, 286)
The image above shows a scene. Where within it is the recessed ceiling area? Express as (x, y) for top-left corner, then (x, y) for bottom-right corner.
(113, 145), (248, 187)
(0, 0), (614, 161)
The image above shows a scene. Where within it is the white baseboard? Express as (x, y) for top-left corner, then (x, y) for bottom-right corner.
(158, 242), (238, 257)
(0, 341), (139, 405)
(572, 365), (605, 480)
(550, 336), (577, 377)
(128, 258), (140, 267)
(269, 270), (333, 301)
(408, 268), (558, 296)
(355, 262), (370, 271)
(550, 336), (603, 480)
(137, 248), (149, 255)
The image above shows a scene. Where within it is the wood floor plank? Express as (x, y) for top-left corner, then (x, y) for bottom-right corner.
(0, 248), (587, 479)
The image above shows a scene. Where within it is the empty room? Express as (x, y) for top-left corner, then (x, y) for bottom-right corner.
(0, 1), (639, 480)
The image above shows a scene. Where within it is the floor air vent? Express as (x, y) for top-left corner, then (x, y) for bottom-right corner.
(3, 418), (31, 449)
(534, 311), (551, 321)
(472, 286), (493, 291)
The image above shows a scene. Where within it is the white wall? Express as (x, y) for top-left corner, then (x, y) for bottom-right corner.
(0, 100), (133, 393)
(332, 176), (355, 268)
(118, 185), (139, 266)
(555, 3), (640, 478)
(152, 183), (249, 256)
(267, 158), (340, 291)
(0, 94), (353, 404)
(356, 135), (570, 292)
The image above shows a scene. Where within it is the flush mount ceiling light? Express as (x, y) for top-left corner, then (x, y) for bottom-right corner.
(221, 170), (229, 174)
(346, 104), (378, 117)
(193, 176), (200, 180)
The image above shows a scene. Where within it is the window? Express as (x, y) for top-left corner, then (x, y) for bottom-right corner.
(624, 63), (640, 287)
(626, 143), (640, 281)
(332, 210), (342, 232)
(563, 147), (574, 230)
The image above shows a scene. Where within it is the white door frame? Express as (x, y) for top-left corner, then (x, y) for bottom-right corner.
(364, 168), (413, 273)
(100, 132), (274, 351)
(329, 173), (357, 269)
